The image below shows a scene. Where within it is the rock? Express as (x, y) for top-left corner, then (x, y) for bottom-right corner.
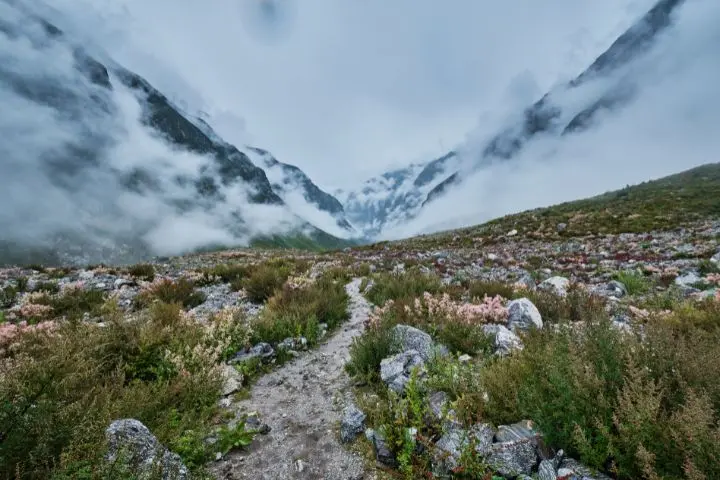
(391, 325), (436, 361)
(482, 324), (523, 356)
(380, 350), (425, 393)
(340, 404), (366, 443)
(711, 251), (720, 264)
(675, 271), (701, 287)
(507, 298), (543, 332)
(538, 459), (558, 480)
(507, 229), (518, 237)
(606, 280), (627, 298)
(230, 342), (275, 364)
(458, 354), (472, 363)
(365, 429), (397, 467)
(221, 364), (244, 396)
(105, 419), (188, 479)
(558, 458), (612, 480)
(428, 391), (450, 421)
(486, 438), (537, 477)
(494, 420), (540, 443)
(539, 276), (570, 296)
(114, 278), (135, 289)
(557, 223), (567, 233)
(433, 424), (495, 473)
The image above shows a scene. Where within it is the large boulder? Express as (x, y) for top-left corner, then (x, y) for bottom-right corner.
(106, 419), (188, 479)
(507, 298), (543, 332)
(391, 325), (434, 361)
(380, 350), (426, 393)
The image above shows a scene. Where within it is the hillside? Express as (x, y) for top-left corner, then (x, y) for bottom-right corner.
(0, 0), (350, 266)
(398, 162), (720, 250)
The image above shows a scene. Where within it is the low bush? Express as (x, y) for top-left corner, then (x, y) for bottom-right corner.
(134, 278), (206, 310)
(350, 277), (720, 479)
(365, 269), (442, 306)
(0, 297), (253, 479)
(251, 275), (349, 346)
(126, 263), (156, 282)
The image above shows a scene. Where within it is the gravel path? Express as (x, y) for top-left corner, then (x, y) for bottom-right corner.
(211, 278), (375, 480)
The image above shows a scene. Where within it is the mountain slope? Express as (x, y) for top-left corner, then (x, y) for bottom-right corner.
(0, 0), (351, 265)
(340, 0), (689, 239)
(420, 0), (686, 207)
(244, 147), (356, 238)
(403, 162), (720, 249)
(339, 152), (459, 238)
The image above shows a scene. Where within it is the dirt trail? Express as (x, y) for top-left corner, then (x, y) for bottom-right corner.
(211, 278), (375, 480)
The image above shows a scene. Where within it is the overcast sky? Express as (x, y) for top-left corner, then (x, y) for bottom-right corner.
(44, 0), (660, 190)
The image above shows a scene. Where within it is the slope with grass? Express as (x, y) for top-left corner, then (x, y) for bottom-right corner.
(404, 162), (720, 250)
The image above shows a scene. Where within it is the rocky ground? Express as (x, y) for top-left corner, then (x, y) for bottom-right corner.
(3, 218), (720, 479)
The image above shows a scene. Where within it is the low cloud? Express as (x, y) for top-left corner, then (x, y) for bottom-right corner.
(382, 0), (720, 239)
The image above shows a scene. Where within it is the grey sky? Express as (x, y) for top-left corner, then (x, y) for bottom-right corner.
(48, 0), (657, 189)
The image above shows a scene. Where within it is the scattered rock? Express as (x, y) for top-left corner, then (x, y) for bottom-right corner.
(433, 424), (495, 473)
(366, 429), (397, 467)
(340, 404), (366, 443)
(557, 223), (567, 233)
(486, 438), (537, 477)
(495, 420), (540, 443)
(380, 350), (426, 393)
(230, 342), (275, 364)
(606, 280), (627, 298)
(538, 459), (558, 480)
(221, 364), (244, 396)
(539, 276), (570, 296)
(105, 419), (188, 479)
(428, 391), (450, 421)
(558, 458), (612, 480)
(675, 271), (701, 287)
(507, 298), (543, 332)
(482, 324), (523, 356)
(391, 325), (437, 361)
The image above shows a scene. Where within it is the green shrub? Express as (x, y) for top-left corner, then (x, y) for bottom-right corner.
(127, 263), (156, 282)
(33, 288), (107, 320)
(346, 324), (399, 383)
(366, 270), (442, 305)
(465, 280), (515, 301)
(235, 263), (291, 303)
(251, 275), (349, 345)
(134, 278), (206, 310)
(0, 299), (228, 479)
(614, 270), (653, 295)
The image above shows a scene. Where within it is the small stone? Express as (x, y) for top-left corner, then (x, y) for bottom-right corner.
(538, 459), (558, 480)
(507, 229), (518, 237)
(482, 324), (523, 356)
(221, 364), (243, 396)
(486, 438), (537, 477)
(458, 354), (472, 363)
(340, 404), (366, 443)
(539, 276), (570, 296)
(557, 223), (567, 233)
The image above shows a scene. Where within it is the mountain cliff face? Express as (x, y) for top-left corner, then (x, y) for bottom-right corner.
(338, 152), (459, 238)
(0, 0), (349, 265)
(340, 0), (687, 238)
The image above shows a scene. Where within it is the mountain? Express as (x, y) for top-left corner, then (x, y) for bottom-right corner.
(243, 147), (356, 238)
(0, 0), (352, 265)
(421, 0), (685, 206)
(341, 0), (687, 238)
(338, 152), (460, 238)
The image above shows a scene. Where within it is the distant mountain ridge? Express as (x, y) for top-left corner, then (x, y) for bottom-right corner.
(339, 0), (687, 238)
(0, 0), (352, 265)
